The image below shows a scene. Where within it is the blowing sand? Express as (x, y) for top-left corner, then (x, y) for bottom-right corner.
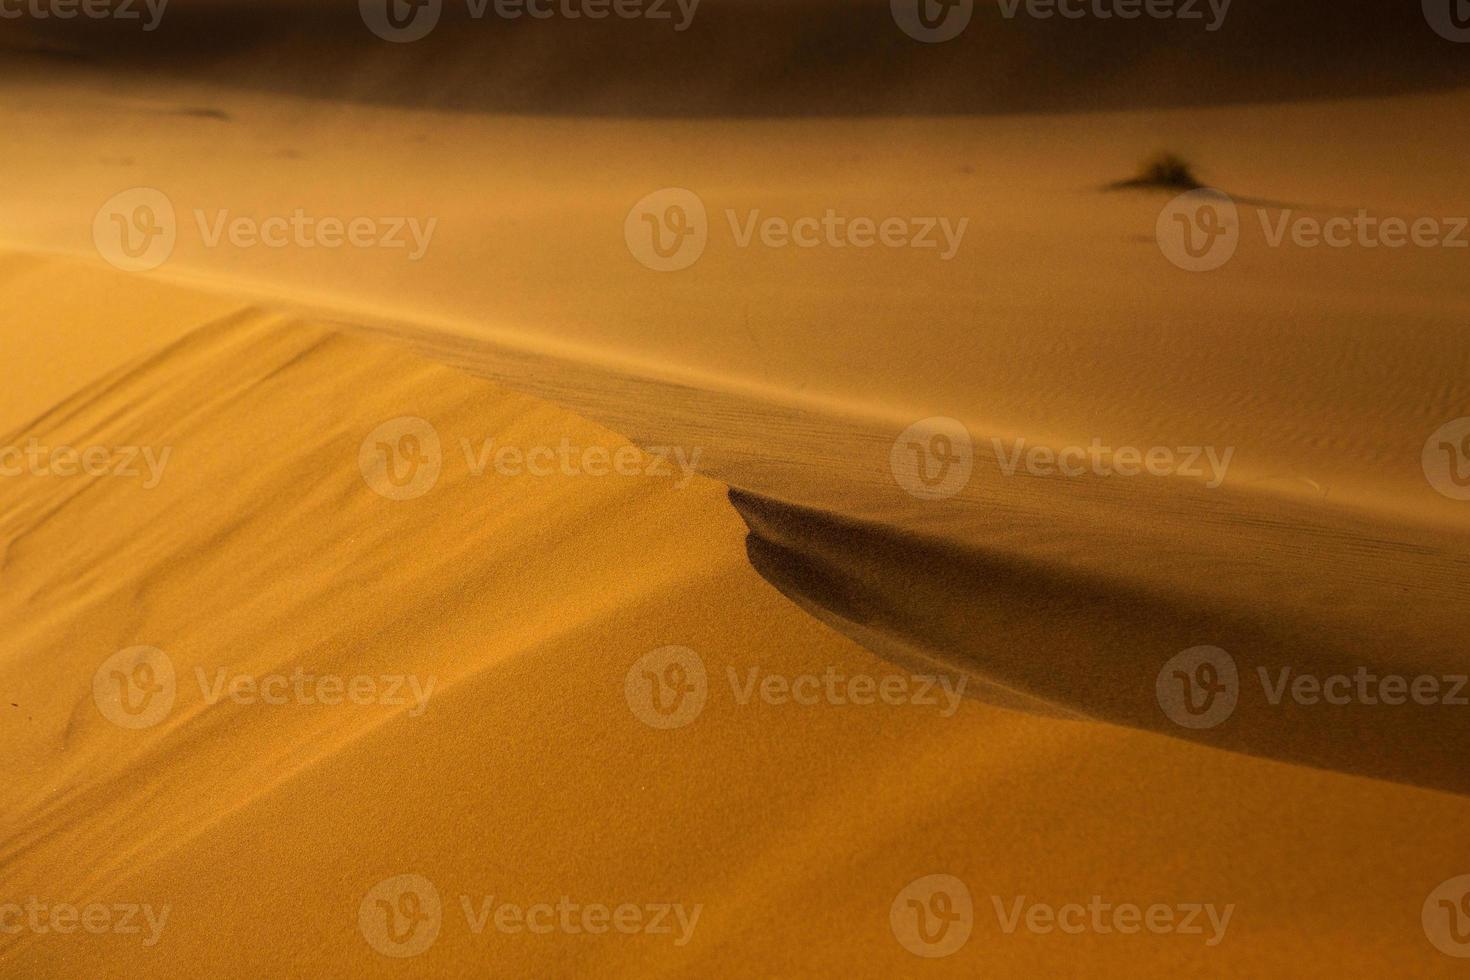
(2, 255), (1466, 977)
(3, 2), (1470, 976)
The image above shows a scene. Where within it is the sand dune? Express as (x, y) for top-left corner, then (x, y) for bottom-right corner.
(2, 256), (1469, 978)
(5, 2), (1470, 974)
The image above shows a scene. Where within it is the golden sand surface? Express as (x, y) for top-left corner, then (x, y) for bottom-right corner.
(1, 259), (1467, 977)
(3, 3), (1470, 975)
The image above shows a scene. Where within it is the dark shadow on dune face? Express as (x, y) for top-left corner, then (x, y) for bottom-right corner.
(2, 0), (1468, 116)
(729, 488), (1470, 798)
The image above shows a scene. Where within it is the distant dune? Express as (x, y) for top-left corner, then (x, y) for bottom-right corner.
(2, 0), (1467, 115)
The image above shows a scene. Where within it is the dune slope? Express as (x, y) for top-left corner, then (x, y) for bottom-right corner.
(1, 257), (1468, 977)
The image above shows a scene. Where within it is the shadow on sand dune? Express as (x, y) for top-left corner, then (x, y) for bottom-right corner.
(730, 487), (1470, 798)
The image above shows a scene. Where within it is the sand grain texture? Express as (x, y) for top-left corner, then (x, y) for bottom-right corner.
(4, 3), (1470, 973)
(0, 258), (1466, 976)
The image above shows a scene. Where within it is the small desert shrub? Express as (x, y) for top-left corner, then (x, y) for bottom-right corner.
(1122, 152), (1202, 190)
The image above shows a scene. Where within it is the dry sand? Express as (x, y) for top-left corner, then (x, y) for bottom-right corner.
(3, 2), (1469, 975)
